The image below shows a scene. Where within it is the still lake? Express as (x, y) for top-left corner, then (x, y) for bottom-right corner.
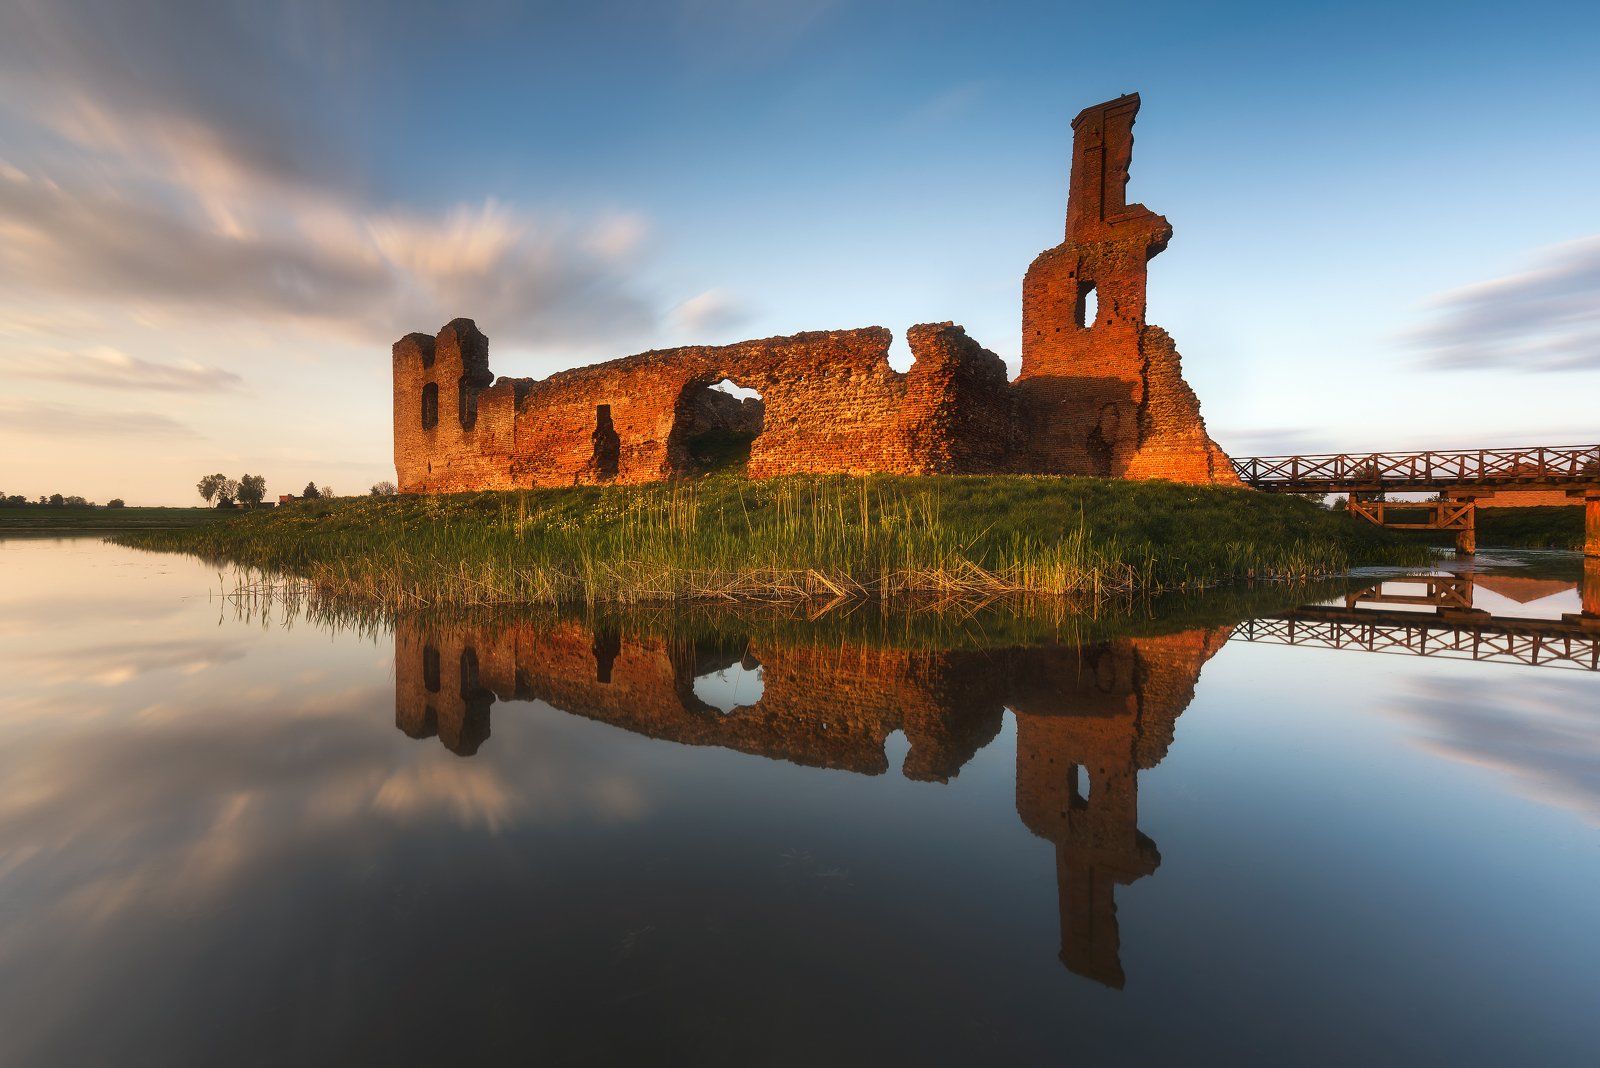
(1, 536), (1597, 1065)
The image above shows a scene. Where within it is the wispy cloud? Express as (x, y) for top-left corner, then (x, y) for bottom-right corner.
(4, 347), (242, 393)
(0, 0), (363, 196)
(1407, 236), (1600, 372)
(1210, 426), (1329, 456)
(0, 400), (198, 439)
(670, 288), (756, 338)
(0, 2), (662, 356)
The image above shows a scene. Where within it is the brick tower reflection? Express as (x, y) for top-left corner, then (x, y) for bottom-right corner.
(391, 617), (1229, 987)
(1009, 631), (1228, 987)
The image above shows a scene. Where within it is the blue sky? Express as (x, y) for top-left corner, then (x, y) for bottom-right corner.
(1, 0), (1597, 503)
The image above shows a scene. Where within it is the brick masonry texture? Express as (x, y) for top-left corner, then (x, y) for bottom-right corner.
(393, 93), (1237, 493)
(392, 614), (1230, 987)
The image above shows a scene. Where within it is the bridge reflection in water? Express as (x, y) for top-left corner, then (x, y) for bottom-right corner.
(390, 562), (1596, 991)
(1236, 561), (1600, 671)
(395, 616), (1231, 989)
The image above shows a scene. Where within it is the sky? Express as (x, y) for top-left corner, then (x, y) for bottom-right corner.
(1, 0), (1597, 505)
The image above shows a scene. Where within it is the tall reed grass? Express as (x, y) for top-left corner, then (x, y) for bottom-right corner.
(117, 473), (1426, 608)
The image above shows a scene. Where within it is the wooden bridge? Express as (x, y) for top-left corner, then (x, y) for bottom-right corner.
(1232, 571), (1600, 671)
(1234, 610), (1600, 671)
(1230, 443), (1600, 555)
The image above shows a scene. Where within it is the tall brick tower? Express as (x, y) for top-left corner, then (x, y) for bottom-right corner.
(1017, 93), (1238, 484)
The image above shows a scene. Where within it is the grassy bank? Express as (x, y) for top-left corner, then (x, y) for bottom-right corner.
(0, 506), (224, 533)
(1476, 506), (1585, 550)
(117, 474), (1423, 607)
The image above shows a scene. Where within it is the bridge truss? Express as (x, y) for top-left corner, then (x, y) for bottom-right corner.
(1230, 443), (1600, 494)
(1234, 607), (1600, 672)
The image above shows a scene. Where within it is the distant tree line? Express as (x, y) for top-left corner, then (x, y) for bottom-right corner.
(191, 474), (397, 508)
(1, 492), (123, 508)
(197, 472), (269, 508)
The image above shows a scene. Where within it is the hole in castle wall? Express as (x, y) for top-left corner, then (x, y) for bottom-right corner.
(1076, 285), (1098, 328)
(692, 659), (765, 714)
(668, 378), (766, 475)
(710, 378), (761, 402)
(886, 333), (914, 373)
(423, 645), (441, 693)
(421, 383), (438, 430)
(592, 405), (620, 482)
(592, 629), (621, 683)
(1069, 764), (1089, 810)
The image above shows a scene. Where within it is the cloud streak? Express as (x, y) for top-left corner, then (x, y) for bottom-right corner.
(0, 2), (662, 357)
(1408, 236), (1600, 372)
(4, 347), (243, 393)
(1390, 674), (1600, 825)
(0, 400), (198, 439)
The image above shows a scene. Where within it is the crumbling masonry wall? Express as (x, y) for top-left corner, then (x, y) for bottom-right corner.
(394, 321), (1019, 492)
(393, 93), (1236, 492)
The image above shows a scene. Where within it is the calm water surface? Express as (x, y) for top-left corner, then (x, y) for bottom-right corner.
(1, 537), (1598, 1065)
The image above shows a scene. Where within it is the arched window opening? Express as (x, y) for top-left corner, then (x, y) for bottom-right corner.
(667, 378), (766, 476)
(592, 404), (620, 482)
(1069, 764), (1090, 810)
(421, 383), (439, 430)
(1075, 283), (1098, 328)
(458, 647), (480, 698)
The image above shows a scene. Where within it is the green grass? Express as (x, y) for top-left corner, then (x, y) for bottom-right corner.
(116, 473), (1426, 607)
(1382, 504), (1586, 551)
(0, 505), (225, 533)
(1475, 506), (1585, 550)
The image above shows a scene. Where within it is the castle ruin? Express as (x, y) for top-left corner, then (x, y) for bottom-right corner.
(393, 94), (1238, 493)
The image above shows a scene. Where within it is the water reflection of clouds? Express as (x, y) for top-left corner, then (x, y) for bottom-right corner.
(28, 637), (249, 687)
(1392, 674), (1600, 825)
(0, 685), (653, 935)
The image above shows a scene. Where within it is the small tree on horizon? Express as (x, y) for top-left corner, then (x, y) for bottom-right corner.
(197, 473), (228, 506)
(108, 498), (125, 508)
(237, 474), (267, 507)
(302, 482), (321, 499)
(370, 481), (397, 496)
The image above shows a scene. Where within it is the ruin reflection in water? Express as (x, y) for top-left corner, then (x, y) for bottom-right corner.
(397, 616), (1226, 988)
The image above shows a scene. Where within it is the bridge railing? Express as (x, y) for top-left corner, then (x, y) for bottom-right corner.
(1232, 443), (1600, 491)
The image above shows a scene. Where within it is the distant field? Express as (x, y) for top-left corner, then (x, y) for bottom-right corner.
(0, 506), (225, 533)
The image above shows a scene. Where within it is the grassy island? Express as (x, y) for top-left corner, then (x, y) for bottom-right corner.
(116, 474), (1423, 607)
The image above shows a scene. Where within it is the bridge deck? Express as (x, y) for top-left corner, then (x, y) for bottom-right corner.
(1231, 443), (1600, 493)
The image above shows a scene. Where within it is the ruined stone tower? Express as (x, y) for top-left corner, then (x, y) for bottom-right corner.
(1017, 93), (1238, 484)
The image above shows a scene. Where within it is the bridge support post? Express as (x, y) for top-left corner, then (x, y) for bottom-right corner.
(1584, 557), (1599, 620)
(1454, 499), (1476, 557)
(1586, 493), (1600, 559)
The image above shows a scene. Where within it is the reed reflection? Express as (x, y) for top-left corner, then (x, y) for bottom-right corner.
(393, 615), (1232, 988)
